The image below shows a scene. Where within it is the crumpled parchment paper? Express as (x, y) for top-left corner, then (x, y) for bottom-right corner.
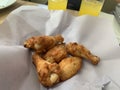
(0, 6), (120, 90)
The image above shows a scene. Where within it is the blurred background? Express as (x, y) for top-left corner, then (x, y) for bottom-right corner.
(24, 0), (118, 13)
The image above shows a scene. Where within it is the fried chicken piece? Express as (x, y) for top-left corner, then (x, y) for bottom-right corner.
(43, 44), (68, 63)
(24, 35), (64, 53)
(66, 42), (100, 65)
(59, 57), (82, 81)
(32, 53), (61, 87)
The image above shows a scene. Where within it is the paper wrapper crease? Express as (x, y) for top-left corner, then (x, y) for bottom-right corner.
(0, 6), (120, 90)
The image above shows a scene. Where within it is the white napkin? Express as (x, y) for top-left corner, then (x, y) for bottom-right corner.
(0, 46), (46, 90)
(0, 6), (120, 90)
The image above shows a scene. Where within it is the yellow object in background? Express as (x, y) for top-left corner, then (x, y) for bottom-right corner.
(79, 0), (105, 16)
(48, 0), (68, 10)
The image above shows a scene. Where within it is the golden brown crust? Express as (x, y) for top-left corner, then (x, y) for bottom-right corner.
(66, 42), (100, 65)
(24, 36), (36, 49)
(43, 44), (68, 63)
(24, 35), (100, 87)
(59, 57), (82, 81)
(24, 35), (64, 53)
(32, 53), (61, 87)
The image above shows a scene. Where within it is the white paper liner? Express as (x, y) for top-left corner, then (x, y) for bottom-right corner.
(0, 6), (120, 90)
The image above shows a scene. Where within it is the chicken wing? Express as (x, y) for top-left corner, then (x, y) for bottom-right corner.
(32, 53), (61, 87)
(59, 57), (82, 81)
(24, 35), (64, 53)
(66, 42), (100, 65)
(43, 44), (68, 63)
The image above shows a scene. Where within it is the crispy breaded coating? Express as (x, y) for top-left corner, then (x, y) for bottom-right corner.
(59, 57), (82, 81)
(24, 36), (36, 49)
(24, 35), (64, 53)
(66, 42), (100, 65)
(32, 53), (61, 87)
(43, 44), (67, 63)
(24, 34), (100, 87)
